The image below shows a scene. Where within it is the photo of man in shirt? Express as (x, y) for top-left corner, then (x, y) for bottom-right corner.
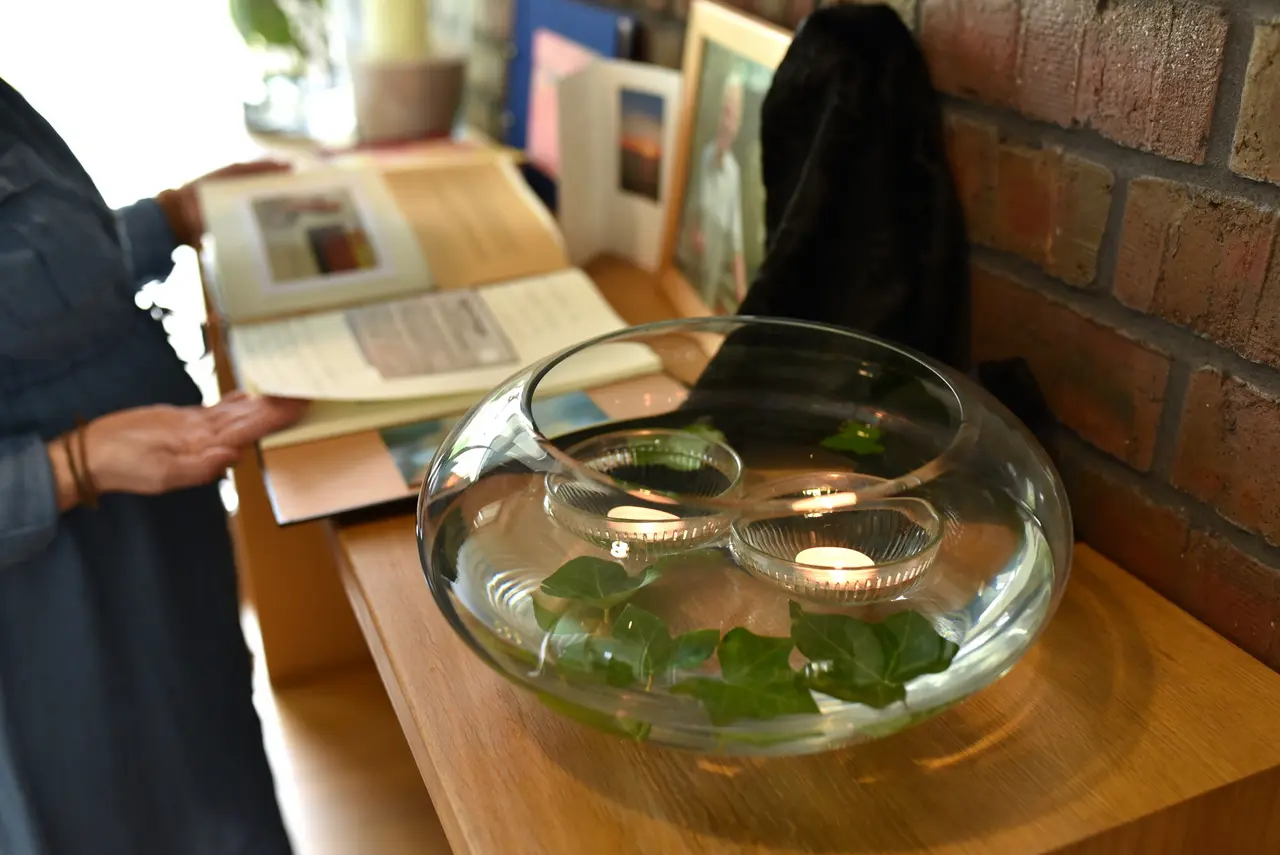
(674, 44), (772, 315)
(691, 73), (747, 308)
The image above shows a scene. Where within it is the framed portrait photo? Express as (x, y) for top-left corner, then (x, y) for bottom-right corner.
(659, 0), (792, 318)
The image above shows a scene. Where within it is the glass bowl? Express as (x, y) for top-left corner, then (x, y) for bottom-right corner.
(418, 317), (1072, 755)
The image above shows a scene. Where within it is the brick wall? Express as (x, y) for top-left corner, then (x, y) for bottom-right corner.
(924, 0), (1280, 670)
(620, 0), (1280, 669)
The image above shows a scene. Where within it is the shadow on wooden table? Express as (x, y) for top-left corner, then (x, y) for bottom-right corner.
(530, 568), (1152, 853)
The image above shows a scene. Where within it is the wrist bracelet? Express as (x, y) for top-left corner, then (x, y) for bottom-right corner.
(73, 417), (100, 510)
(60, 432), (89, 510)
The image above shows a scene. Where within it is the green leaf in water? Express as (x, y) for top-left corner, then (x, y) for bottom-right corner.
(682, 421), (728, 446)
(630, 420), (730, 472)
(539, 557), (658, 608)
(644, 547), (725, 576)
(820, 420), (885, 455)
(672, 628), (818, 726)
(789, 602), (958, 709)
(609, 604), (718, 682)
(535, 692), (651, 741)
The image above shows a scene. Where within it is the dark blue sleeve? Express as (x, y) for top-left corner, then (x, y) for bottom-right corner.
(0, 435), (59, 570)
(115, 198), (178, 290)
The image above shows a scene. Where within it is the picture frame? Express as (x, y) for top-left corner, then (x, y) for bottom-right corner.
(659, 0), (792, 319)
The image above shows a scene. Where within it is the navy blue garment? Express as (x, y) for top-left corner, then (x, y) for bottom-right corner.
(0, 79), (293, 854)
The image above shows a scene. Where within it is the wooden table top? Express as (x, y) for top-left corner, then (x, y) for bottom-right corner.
(334, 514), (1280, 855)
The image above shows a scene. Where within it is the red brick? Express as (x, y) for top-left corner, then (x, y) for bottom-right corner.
(1147, 3), (1231, 163)
(994, 146), (1055, 264)
(943, 114), (999, 246)
(1114, 179), (1279, 364)
(972, 267), (1172, 469)
(1232, 23), (1280, 187)
(1053, 443), (1196, 608)
(1015, 0), (1092, 126)
(1047, 154), (1113, 286)
(1075, 1), (1226, 163)
(1114, 179), (1191, 311)
(1173, 369), (1280, 546)
(1247, 255), (1280, 370)
(921, 0), (1020, 107)
(948, 132), (1112, 286)
(1182, 530), (1280, 663)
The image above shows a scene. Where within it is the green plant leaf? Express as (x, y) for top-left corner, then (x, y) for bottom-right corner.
(671, 629), (720, 670)
(229, 0), (301, 49)
(682, 421), (728, 446)
(539, 557), (657, 608)
(555, 630), (634, 687)
(609, 605), (671, 680)
(536, 692), (651, 741)
(673, 628), (818, 725)
(672, 677), (819, 727)
(531, 596), (564, 631)
(790, 602), (957, 709)
(717, 627), (798, 685)
(631, 421), (730, 472)
(551, 605), (716, 689)
(607, 604), (718, 682)
(644, 547), (725, 575)
(820, 420), (885, 455)
(879, 610), (961, 684)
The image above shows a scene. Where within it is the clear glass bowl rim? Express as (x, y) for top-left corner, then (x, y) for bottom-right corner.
(521, 315), (982, 517)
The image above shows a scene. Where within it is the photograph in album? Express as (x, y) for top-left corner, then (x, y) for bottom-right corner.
(251, 189), (382, 286)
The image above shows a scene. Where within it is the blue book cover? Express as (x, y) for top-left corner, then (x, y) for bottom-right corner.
(506, 0), (636, 153)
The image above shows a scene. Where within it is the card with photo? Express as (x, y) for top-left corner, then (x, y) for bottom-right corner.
(617, 88), (667, 202)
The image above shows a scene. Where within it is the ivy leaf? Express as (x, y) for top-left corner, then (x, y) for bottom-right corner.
(552, 605), (717, 689)
(879, 610), (960, 684)
(820, 420), (885, 455)
(608, 604), (718, 682)
(531, 596), (564, 631)
(644, 547), (725, 576)
(790, 602), (957, 709)
(631, 421), (729, 472)
(670, 629), (720, 670)
(672, 628), (818, 726)
(682, 421), (728, 447)
(672, 678), (819, 727)
(717, 627), (798, 685)
(539, 557), (658, 608)
(536, 692), (651, 741)
(556, 634), (634, 687)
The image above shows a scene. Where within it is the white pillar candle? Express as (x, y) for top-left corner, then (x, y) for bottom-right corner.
(794, 546), (875, 569)
(363, 0), (430, 62)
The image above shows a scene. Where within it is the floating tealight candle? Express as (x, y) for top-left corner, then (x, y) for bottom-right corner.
(794, 546), (875, 569)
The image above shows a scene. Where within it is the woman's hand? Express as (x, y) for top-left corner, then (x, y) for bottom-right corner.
(159, 160), (292, 247)
(82, 394), (307, 496)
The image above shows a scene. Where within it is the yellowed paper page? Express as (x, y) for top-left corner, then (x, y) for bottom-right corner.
(228, 268), (660, 401)
(383, 158), (569, 289)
